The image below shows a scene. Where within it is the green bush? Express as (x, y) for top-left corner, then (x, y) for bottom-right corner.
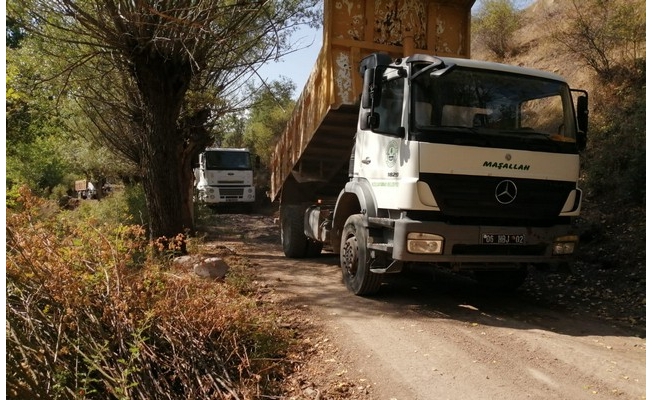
(65, 184), (149, 228)
(472, 0), (521, 60)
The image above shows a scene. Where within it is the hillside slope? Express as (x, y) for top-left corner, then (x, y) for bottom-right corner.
(471, 0), (645, 333)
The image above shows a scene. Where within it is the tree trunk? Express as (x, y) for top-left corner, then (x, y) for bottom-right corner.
(133, 55), (193, 241)
(141, 126), (187, 241)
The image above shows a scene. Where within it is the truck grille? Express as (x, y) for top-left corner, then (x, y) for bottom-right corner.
(220, 188), (244, 196)
(452, 244), (547, 256)
(420, 173), (575, 221)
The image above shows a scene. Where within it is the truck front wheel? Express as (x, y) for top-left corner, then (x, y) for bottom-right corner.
(340, 215), (382, 295)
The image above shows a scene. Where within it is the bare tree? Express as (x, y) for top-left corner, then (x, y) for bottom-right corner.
(551, 0), (645, 80)
(9, 0), (320, 240)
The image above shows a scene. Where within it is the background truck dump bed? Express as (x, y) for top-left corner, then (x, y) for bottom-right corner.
(269, 0), (475, 201)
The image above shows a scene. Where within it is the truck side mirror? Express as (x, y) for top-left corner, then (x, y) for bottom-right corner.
(576, 93), (588, 151)
(361, 67), (385, 110)
(360, 111), (379, 130)
(371, 68), (384, 105)
(361, 68), (373, 109)
(576, 95), (589, 134)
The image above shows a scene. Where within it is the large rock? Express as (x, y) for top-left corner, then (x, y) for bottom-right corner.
(172, 255), (196, 267)
(193, 257), (229, 280)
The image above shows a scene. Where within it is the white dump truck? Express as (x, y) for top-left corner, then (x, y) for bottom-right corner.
(194, 148), (256, 209)
(270, 0), (589, 295)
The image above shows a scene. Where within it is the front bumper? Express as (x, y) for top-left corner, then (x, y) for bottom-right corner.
(386, 218), (577, 265)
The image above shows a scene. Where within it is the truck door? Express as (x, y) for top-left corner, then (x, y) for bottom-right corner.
(357, 76), (405, 208)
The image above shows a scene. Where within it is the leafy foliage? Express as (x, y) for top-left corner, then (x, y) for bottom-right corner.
(6, 16), (26, 48)
(472, 0), (522, 59)
(6, 31), (137, 202)
(6, 135), (71, 203)
(6, 187), (295, 399)
(6, 0), (321, 239)
(243, 78), (297, 168)
(6, 40), (67, 154)
(216, 113), (248, 148)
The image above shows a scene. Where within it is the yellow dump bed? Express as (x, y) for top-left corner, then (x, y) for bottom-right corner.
(269, 0), (475, 201)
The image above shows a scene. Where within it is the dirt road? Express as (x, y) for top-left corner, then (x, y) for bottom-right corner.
(200, 212), (646, 400)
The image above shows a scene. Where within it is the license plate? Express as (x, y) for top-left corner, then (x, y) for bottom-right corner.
(223, 198), (238, 202)
(481, 233), (525, 245)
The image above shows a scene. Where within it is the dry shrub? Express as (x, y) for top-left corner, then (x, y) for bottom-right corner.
(6, 186), (292, 399)
(580, 58), (645, 207)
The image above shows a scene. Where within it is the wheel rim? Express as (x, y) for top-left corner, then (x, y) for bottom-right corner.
(342, 235), (358, 276)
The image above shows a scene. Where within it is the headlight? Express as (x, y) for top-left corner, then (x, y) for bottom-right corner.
(552, 235), (578, 255)
(407, 233), (444, 254)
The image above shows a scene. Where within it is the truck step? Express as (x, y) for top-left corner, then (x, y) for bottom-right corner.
(370, 260), (403, 274)
(367, 217), (395, 228)
(368, 243), (393, 252)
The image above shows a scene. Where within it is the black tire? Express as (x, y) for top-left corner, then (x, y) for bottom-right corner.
(281, 205), (308, 258)
(340, 214), (382, 295)
(474, 267), (528, 292)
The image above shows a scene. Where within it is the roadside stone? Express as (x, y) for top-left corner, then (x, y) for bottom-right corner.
(172, 255), (196, 268)
(193, 257), (229, 279)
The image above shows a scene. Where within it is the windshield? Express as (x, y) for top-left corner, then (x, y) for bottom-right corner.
(204, 151), (251, 170)
(411, 66), (578, 151)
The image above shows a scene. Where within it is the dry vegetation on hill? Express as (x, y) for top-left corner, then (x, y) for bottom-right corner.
(472, 0), (646, 333)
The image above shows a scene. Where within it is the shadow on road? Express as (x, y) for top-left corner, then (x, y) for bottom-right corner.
(198, 212), (645, 339)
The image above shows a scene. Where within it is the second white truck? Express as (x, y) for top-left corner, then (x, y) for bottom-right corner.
(194, 148), (256, 209)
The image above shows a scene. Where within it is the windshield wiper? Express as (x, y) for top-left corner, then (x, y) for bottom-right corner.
(435, 125), (481, 134)
(489, 129), (557, 141)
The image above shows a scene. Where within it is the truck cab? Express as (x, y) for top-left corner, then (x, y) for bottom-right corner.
(284, 53), (589, 295)
(194, 148), (256, 209)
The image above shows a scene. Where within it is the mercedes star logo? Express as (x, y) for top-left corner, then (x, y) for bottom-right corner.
(495, 180), (518, 204)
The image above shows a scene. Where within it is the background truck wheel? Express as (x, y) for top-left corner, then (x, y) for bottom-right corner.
(281, 205), (308, 258)
(474, 266), (528, 292)
(340, 214), (382, 295)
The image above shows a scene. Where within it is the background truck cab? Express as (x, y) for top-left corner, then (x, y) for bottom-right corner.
(194, 148), (256, 209)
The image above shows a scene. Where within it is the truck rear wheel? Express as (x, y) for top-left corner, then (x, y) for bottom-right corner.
(340, 214), (382, 295)
(281, 205), (308, 258)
